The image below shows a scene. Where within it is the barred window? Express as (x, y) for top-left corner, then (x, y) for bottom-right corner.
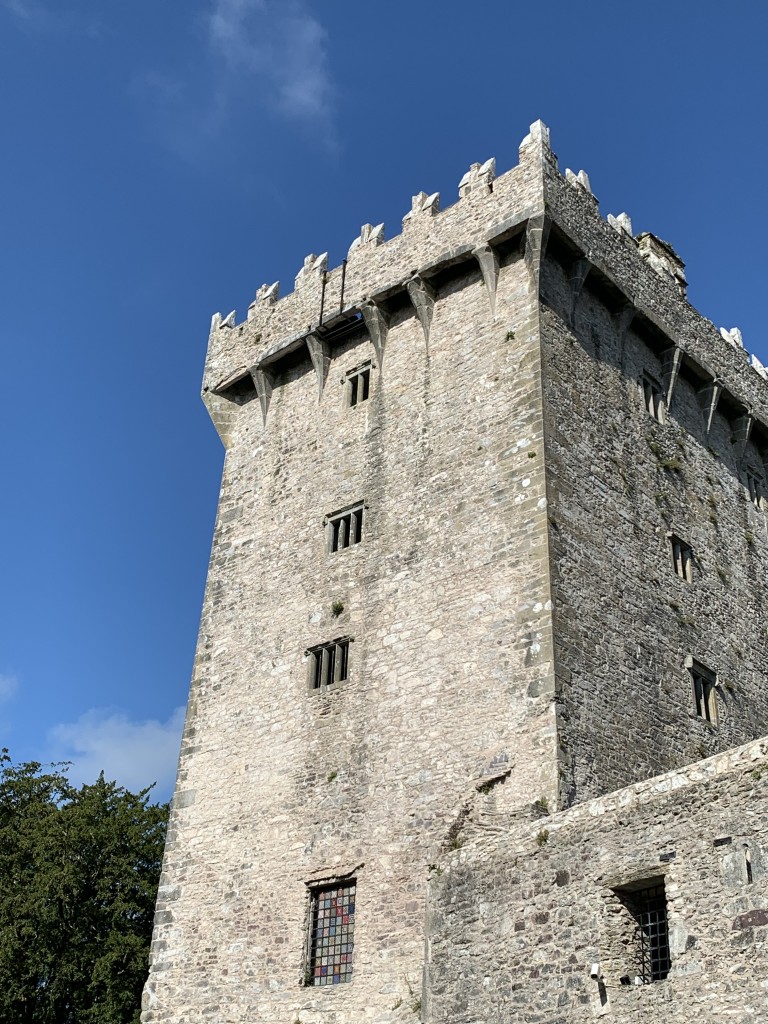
(642, 374), (665, 423)
(346, 362), (371, 407)
(669, 534), (693, 582)
(327, 503), (364, 553)
(307, 638), (350, 691)
(307, 881), (356, 986)
(613, 879), (671, 986)
(625, 884), (671, 983)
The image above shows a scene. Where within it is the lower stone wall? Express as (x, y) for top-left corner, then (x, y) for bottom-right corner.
(426, 737), (768, 1024)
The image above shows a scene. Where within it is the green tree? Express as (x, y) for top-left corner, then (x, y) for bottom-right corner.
(0, 751), (168, 1024)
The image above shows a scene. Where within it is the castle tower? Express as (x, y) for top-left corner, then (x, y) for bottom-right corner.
(142, 123), (768, 1024)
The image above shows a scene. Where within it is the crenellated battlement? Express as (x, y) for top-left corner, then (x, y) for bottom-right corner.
(203, 120), (768, 449)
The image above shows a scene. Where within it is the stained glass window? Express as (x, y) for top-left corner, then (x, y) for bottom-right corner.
(307, 881), (356, 986)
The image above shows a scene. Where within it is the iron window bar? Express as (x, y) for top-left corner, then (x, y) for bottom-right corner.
(307, 881), (356, 986)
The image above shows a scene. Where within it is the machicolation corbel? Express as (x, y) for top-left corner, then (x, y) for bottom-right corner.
(696, 379), (723, 435)
(472, 244), (500, 316)
(349, 223), (384, 256)
(306, 333), (332, 402)
(458, 158), (496, 199)
(524, 214), (551, 287)
(402, 191), (440, 228)
(567, 258), (591, 327)
(406, 275), (437, 346)
(250, 365), (274, 425)
(360, 301), (389, 366)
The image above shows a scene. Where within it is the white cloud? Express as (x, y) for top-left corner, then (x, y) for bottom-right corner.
(0, 0), (104, 35)
(0, 673), (18, 702)
(207, 0), (334, 123)
(0, 0), (43, 22)
(49, 706), (186, 801)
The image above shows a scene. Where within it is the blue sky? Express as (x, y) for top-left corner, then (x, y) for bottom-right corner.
(1, 0), (766, 802)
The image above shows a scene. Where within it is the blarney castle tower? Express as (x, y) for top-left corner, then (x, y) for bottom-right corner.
(143, 123), (768, 1024)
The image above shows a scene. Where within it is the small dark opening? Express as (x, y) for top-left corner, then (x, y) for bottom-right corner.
(338, 641), (349, 682)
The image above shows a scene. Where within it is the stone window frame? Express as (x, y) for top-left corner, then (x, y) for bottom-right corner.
(641, 372), (665, 424)
(325, 501), (365, 554)
(685, 655), (718, 726)
(667, 533), (693, 583)
(303, 878), (357, 987)
(344, 360), (372, 407)
(306, 637), (352, 693)
(609, 876), (671, 986)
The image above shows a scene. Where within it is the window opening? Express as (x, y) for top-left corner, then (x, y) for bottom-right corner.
(346, 362), (372, 407)
(689, 662), (717, 724)
(307, 638), (350, 691)
(747, 471), (764, 511)
(629, 884), (671, 983)
(327, 503), (364, 553)
(642, 374), (665, 423)
(307, 881), (356, 986)
(669, 535), (693, 582)
(745, 845), (753, 884)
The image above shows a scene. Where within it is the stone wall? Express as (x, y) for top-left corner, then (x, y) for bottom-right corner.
(142, 122), (768, 1024)
(142, 164), (559, 1023)
(426, 737), (768, 1024)
(541, 245), (768, 804)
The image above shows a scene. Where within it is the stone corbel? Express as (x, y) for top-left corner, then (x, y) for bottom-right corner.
(250, 365), (274, 426)
(406, 275), (437, 346)
(360, 301), (389, 366)
(524, 215), (550, 287)
(611, 300), (635, 362)
(306, 333), (331, 402)
(661, 346), (683, 409)
(731, 411), (755, 464)
(568, 258), (590, 328)
(472, 244), (499, 317)
(696, 379), (722, 435)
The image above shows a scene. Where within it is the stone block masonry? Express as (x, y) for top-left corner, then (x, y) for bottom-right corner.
(142, 122), (768, 1023)
(427, 738), (768, 1024)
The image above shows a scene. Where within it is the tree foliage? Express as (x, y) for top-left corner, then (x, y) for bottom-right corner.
(0, 751), (168, 1024)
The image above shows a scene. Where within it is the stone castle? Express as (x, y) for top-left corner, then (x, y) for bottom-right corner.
(142, 123), (768, 1024)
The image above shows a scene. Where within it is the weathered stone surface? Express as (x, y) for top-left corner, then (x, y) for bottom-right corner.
(143, 122), (768, 1024)
(428, 739), (768, 1023)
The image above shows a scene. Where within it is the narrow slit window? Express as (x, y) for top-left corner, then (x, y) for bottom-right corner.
(642, 374), (665, 423)
(306, 881), (356, 986)
(327, 503), (364, 553)
(689, 661), (717, 724)
(669, 535), (693, 582)
(747, 471), (764, 511)
(307, 638), (351, 691)
(346, 362), (372, 407)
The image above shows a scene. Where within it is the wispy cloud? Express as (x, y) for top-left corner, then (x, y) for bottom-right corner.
(134, 0), (335, 158)
(0, 0), (105, 36)
(208, 0), (333, 122)
(0, 0), (46, 23)
(49, 706), (186, 800)
(0, 672), (18, 703)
